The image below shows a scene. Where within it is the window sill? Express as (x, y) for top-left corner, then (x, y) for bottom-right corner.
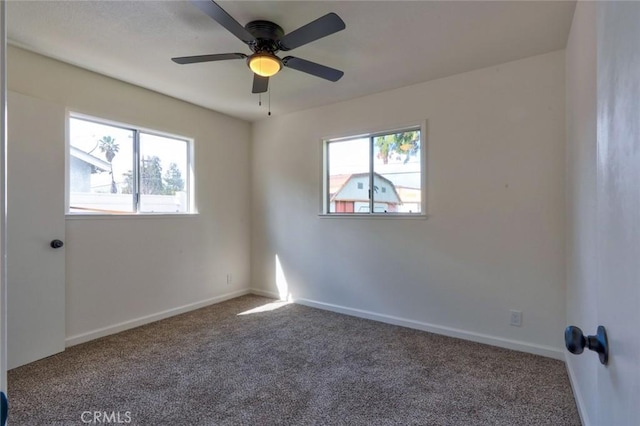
(66, 212), (199, 220)
(318, 213), (428, 220)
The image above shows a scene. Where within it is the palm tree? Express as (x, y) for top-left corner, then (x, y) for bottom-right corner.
(98, 136), (119, 193)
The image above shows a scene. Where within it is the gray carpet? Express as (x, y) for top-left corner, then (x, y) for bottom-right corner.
(8, 295), (580, 425)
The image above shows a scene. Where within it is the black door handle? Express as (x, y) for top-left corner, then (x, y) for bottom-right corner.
(1, 391), (8, 426)
(565, 325), (609, 365)
(50, 239), (64, 249)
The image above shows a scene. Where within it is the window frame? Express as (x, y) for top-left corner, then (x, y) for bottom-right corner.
(321, 121), (427, 218)
(66, 112), (196, 216)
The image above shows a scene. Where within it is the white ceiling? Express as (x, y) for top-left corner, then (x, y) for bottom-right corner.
(7, 1), (576, 122)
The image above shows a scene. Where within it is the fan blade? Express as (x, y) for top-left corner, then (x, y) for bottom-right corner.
(282, 56), (343, 82)
(190, 0), (256, 43)
(278, 13), (345, 51)
(172, 53), (247, 64)
(252, 74), (269, 94)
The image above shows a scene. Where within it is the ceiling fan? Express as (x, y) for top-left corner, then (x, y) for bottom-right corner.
(172, 0), (346, 94)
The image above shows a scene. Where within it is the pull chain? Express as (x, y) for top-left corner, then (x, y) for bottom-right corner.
(256, 85), (271, 116)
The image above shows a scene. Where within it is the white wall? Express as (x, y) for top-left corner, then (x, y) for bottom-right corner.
(251, 51), (566, 358)
(7, 46), (252, 344)
(565, 2), (598, 424)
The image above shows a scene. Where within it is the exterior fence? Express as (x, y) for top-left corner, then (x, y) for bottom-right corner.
(70, 192), (187, 213)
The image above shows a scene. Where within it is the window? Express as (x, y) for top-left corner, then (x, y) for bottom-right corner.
(324, 125), (424, 215)
(68, 114), (193, 214)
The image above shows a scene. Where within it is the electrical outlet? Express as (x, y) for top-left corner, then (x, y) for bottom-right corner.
(510, 310), (522, 327)
(226, 273), (232, 285)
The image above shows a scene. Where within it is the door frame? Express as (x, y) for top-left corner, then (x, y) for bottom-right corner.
(1, 0), (8, 394)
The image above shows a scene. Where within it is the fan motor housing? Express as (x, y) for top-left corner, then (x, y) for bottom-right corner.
(245, 20), (284, 53)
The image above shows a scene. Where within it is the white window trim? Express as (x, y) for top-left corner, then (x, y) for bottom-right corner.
(320, 120), (428, 218)
(66, 112), (196, 216)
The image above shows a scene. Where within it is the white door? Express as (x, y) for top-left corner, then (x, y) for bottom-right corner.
(595, 2), (640, 424)
(7, 91), (66, 369)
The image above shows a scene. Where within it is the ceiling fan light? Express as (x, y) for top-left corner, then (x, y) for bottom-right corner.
(249, 54), (282, 77)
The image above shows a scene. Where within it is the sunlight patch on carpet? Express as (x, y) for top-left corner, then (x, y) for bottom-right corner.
(237, 300), (292, 316)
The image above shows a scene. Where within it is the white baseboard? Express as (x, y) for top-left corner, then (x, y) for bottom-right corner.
(249, 288), (281, 299)
(295, 298), (564, 360)
(65, 289), (250, 347)
(65, 289), (564, 361)
(565, 355), (591, 426)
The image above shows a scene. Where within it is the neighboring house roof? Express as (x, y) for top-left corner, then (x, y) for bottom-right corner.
(395, 186), (421, 203)
(70, 146), (110, 171)
(328, 174), (352, 196)
(329, 172), (402, 203)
